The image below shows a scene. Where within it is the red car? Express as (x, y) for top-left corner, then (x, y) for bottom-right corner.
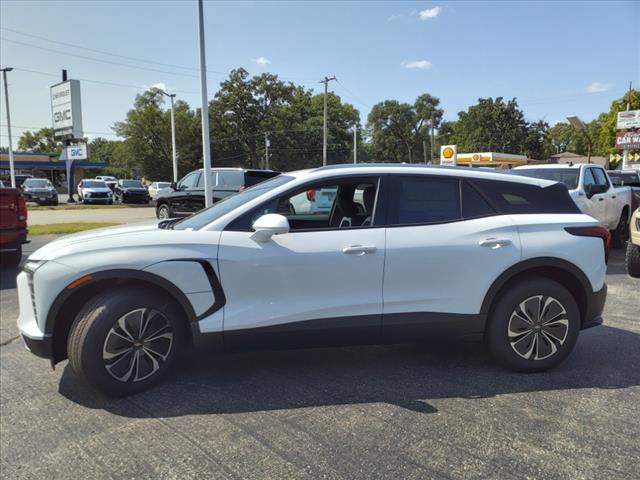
(0, 183), (28, 267)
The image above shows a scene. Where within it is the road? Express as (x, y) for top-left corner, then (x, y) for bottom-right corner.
(1, 239), (638, 479)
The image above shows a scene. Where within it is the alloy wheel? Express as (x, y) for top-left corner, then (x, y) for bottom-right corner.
(507, 295), (569, 361)
(102, 308), (173, 382)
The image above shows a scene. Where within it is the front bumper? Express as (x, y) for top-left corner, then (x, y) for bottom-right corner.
(21, 334), (53, 359)
(582, 283), (607, 330)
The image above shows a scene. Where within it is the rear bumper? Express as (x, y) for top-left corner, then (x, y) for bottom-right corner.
(582, 283), (607, 330)
(0, 228), (28, 250)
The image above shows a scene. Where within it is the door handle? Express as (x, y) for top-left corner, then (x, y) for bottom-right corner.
(479, 238), (512, 249)
(612, 195), (616, 199)
(342, 245), (377, 255)
(598, 198), (604, 201)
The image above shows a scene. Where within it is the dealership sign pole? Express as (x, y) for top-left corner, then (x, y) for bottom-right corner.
(51, 73), (83, 202)
(1, 67), (16, 188)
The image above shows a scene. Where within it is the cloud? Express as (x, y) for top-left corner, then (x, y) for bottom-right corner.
(252, 56), (271, 65)
(401, 60), (433, 70)
(387, 13), (402, 22)
(418, 6), (442, 20)
(586, 82), (610, 93)
(150, 82), (168, 90)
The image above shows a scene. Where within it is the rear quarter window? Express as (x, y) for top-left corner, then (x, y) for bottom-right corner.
(470, 179), (580, 214)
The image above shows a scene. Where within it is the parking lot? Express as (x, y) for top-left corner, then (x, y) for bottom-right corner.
(0, 236), (638, 479)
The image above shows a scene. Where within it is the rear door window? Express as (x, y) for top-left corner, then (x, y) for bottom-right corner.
(388, 176), (461, 225)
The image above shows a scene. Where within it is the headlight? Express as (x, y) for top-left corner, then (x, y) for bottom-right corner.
(636, 217), (640, 231)
(24, 260), (46, 273)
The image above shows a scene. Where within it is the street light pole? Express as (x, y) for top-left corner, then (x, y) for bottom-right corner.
(1, 67), (16, 188)
(160, 90), (178, 183)
(353, 124), (357, 164)
(197, 0), (213, 208)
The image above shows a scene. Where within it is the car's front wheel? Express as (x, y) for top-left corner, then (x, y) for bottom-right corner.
(487, 277), (580, 372)
(67, 287), (185, 396)
(157, 203), (171, 219)
(626, 240), (640, 277)
(611, 210), (629, 249)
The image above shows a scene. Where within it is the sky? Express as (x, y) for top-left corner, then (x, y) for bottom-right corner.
(1, 0), (639, 145)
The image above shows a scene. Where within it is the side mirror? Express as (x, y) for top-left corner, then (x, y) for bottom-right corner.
(585, 184), (606, 197)
(170, 182), (178, 190)
(251, 214), (290, 242)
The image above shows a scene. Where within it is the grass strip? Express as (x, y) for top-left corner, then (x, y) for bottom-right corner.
(29, 222), (120, 235)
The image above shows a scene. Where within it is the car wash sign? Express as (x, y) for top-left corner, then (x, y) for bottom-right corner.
(615, 130), (640, 150)
(50, 80), (83, 140)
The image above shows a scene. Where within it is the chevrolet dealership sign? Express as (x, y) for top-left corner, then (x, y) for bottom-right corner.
(50, 80), (83, 140)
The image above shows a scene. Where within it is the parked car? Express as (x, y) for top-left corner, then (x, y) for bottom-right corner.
(0, 186), (28, 267)
(608, 170), (640, 211)
(289, 186), (338, 214)
(77, 179), (113, 204)
(18, 164), (609, 396)
(115, 179), (150, 204)
(626, 208), (640, 277)
(148, 181), (172, 201)
(21, 178), (59, 206)
(155, 168), (279, 219)
(95, 175), (118, 192)
(513, 164), (632, 248)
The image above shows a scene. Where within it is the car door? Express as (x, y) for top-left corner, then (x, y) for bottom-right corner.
(591, 167), (615, 228)
(581, 167), (607, 225)
(217, 176), (385, 348)
(170, 171), (200, 214)
(381, 175), (521, 341)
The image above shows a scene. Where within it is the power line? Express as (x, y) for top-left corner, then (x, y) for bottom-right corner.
(1, 37), (229, 80)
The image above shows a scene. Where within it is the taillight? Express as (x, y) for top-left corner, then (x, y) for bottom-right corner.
(306, 189), (315, 201)
(17, 195), (27, 222)
(565, 226), (611, 263)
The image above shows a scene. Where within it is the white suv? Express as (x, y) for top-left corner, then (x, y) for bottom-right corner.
(17, 165), (609, 396)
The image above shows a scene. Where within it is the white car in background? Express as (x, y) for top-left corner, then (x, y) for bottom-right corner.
(18, 164), (609, 396)
(148, 181), (172, 201)
(513, 163), (632, 247)
(77, 179), (113, 204)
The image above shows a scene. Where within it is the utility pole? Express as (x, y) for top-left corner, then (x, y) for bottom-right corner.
(320, 76), (336, 166)
(264, 132), (270, 170)
(160, 90), (178, 182)
(197, 0), (213, 207)
(430, 113), (435, 164)
(353, 124), (357, 164)
(622, 81), (633, 171)
(1, 67), (15, 188)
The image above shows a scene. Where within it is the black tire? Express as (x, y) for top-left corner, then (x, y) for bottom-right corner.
(157, 203), (171, 220)
(67, 287), (186, 396)
(626, 241), (640, 278)
(1, 245), (22, 268)
(487, 276), (580, 373)
(611, 211), (629, 249)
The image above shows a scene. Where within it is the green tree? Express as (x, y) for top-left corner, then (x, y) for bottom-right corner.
(367, 94), (443, 163)
(17, 128), (61, 153)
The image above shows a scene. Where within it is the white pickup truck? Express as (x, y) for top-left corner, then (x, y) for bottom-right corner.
(513, 163), (633, 247)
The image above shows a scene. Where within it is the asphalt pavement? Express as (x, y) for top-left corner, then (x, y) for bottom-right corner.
(1, 238), (638, 479)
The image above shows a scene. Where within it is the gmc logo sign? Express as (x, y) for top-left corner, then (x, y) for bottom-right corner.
(54, 109), (71, 122)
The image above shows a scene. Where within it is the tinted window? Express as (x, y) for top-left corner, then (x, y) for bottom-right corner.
(513, 168), (579, 189)
(608, 172), (640, 186)
(462, 181), (496, 218)
(219, 171), (244, 187)
(583, 169), (596, 187)
(471, 179), (580, 214)
(592, 168), (609, 187)
(389, 176), (461, 225)
(178, 172), (199, 189)
(245, 171), (279, 187)
(122, 180), (143, 188)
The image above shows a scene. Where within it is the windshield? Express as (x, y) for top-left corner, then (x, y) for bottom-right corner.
(24, 179), (51, 188)
(513, 168), (579, 189)
(122, 180), (144, 188)
(99, 176), (116, 181)
(174, 175), (293, 230)
(83, 181), (107, 188)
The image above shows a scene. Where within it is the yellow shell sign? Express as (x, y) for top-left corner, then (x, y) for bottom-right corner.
(440, 145), (457, 166)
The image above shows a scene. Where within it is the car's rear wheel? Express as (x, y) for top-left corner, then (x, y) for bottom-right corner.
(157, 204), (171, 220)
(626, 241), (640, 277)
(487, 277), (580, 372)
(611, 211), (629, 249)
(67, 287), (185, 396)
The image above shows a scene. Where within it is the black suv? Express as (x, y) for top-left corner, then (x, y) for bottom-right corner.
(115, 179), (150, 204)
(155, 168), (278, 219)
